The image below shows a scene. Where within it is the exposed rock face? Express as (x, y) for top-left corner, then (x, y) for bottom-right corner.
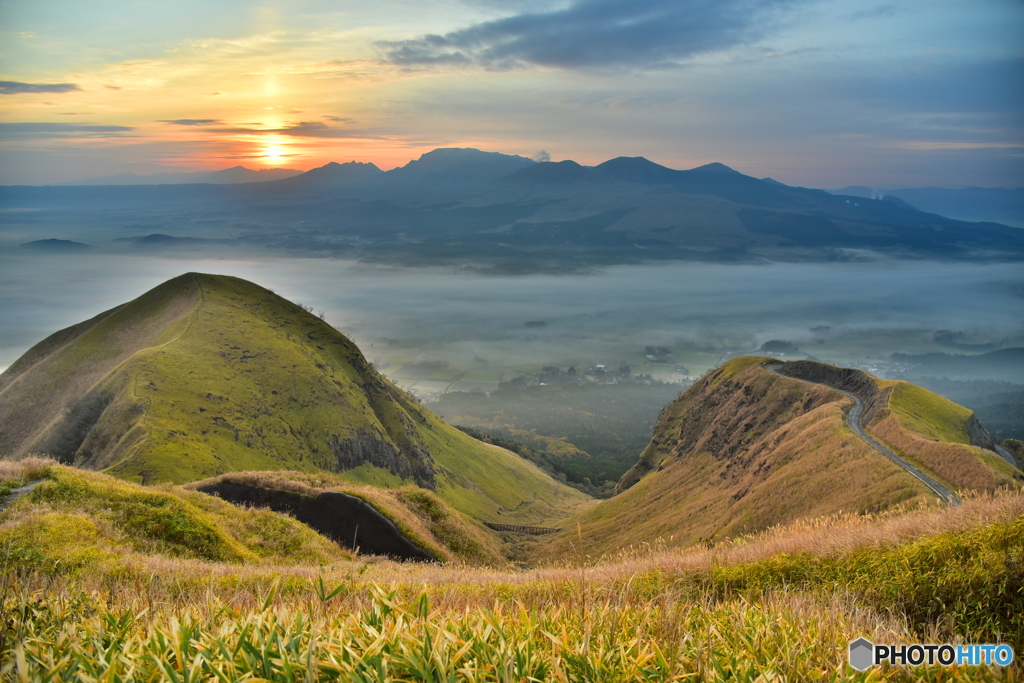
(966, 415), (1000, 451)
(778, 360), (1018, 469)
(615, 359), (838, 494)
(329, 430), (436, 489)
(966, 416), (1019, 467)
(197, 480), (436, 561)
(773, 360), (892, 423)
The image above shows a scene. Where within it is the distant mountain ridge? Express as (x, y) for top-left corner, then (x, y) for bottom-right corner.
(5, 147), (1024, 268)
(505, 157), (743, 186)
(830, 185), (1024, 228)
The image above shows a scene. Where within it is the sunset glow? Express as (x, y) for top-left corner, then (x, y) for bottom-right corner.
(0, 1), (1021, 186)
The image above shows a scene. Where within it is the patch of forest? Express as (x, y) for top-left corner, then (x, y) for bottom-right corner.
(433, 373), (685, 497)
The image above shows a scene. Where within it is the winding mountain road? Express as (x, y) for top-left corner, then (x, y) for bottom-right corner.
(766, 365), (961, 506)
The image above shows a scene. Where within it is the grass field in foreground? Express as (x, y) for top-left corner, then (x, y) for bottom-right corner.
(2, 458), (1022, 680)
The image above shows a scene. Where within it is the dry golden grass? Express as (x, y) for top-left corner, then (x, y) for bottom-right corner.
(4, 467), (1021, 681)
(868, 412), (1013, 491)
(542, 396), (935, 560)
(22, 484), (1016, 594)
(0, 456), (53, 487)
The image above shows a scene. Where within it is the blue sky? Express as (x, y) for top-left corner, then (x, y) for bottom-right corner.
(0, 0), (1021, 186)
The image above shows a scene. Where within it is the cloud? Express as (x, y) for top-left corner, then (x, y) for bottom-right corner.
(533, 150), (551, 162)
(210, 121), (386, 139)
(0, 81), (81, 95)
(850, 4), (898, 20)
(0, 122), (135, 139)
(378, 0), (800, 70)
(158, 119), (222, 126)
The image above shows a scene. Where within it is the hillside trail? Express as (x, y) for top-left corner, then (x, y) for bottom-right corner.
(0, 479), (44, 514)
(765, 365), (961, 507)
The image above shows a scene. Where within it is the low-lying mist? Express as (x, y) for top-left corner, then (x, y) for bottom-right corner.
(2, 253), (1021, 379)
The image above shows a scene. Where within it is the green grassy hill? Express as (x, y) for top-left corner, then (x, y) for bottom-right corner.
(0, 458), (349, 570)
(4, 449), (1023, 680)
(0, 459), (504, 569)
(0, 273), (587, 525)
(538, 357), (1022, 559)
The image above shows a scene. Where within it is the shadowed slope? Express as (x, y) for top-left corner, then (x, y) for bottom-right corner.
(0, 274), (202, 461)
(191, 470), (507, 565)
(0, 274), (587, 525)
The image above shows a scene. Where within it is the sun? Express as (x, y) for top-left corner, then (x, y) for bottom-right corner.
(262, 145), (286, 166)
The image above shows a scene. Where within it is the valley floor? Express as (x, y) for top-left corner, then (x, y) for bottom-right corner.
(2, 462), (1022, 681)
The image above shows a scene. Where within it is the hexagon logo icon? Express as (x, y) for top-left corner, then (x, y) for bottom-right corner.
(849, 638), (874, 671)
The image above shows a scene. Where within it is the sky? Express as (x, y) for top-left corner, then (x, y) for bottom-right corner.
(0, 0), (1022, 188)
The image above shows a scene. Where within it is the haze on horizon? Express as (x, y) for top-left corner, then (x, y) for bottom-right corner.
(1, 0), (1022, 188)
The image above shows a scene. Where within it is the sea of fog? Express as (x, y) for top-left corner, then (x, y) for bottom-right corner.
(1, 253), (1023, 375)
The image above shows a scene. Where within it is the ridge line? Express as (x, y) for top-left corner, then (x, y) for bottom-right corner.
(765, 363), (961, 506)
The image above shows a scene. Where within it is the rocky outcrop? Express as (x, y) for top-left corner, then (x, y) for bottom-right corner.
(966, 416), (1019, 468)
(329, 429), (436, 489)
(773, 360), (892, 424)
(197, 480), (436, 561)
(615, 358), (838, 493)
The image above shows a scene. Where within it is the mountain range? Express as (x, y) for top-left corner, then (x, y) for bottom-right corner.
(832, 186), (1024, 228)
(5, 148), (1023, 270)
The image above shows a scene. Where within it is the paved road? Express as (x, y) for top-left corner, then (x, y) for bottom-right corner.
(766, 366), (961, 507)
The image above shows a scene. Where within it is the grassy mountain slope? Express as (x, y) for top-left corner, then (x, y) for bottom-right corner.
(0, 458), (348, 570)
(0, 274), (201, 460)
(773, 359), (1022, 490)
(540, 357), (1021, 559)
(0, 274), (587, 525)
(6, 471), (1022, 680)
(870, 380), (1022, 490)
(0, 459), (503, 569)
(189, 470), (506, 565)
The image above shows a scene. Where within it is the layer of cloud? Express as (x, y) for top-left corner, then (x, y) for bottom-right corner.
(211, 121), (386, 139)
(378, 0), (800, 70)
(2, 254), (1021, 380)
(158, 119), (222, 125)
(0, 122), (135, 139)
(0, 81), (81, 95)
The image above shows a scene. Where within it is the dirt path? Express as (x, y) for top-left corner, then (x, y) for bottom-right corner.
(0, 479), (44, 514)
(766, 365), (961, 506)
